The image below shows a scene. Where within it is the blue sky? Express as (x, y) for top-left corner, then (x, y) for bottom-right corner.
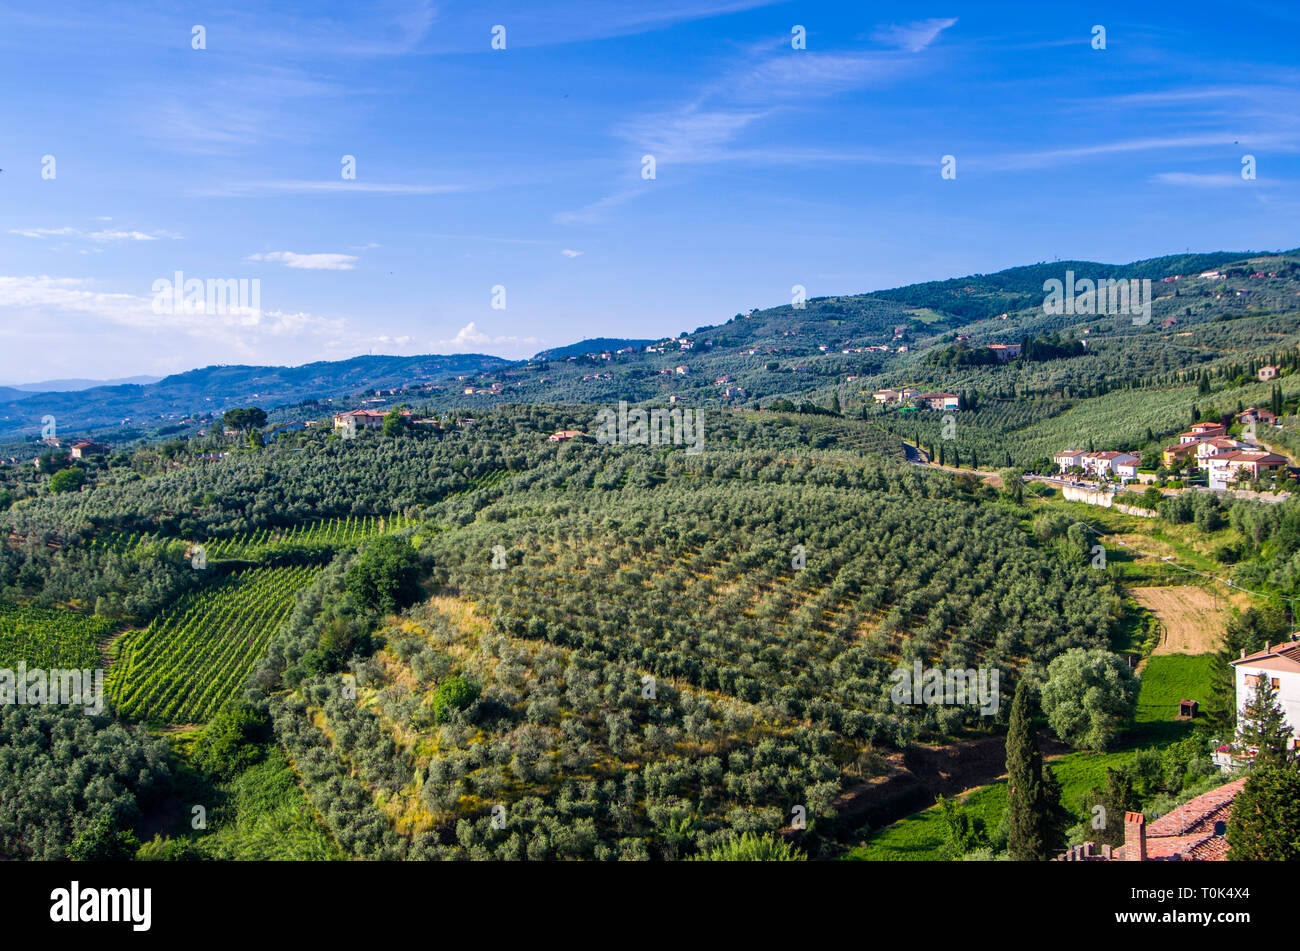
(1, 0), (1298, 382)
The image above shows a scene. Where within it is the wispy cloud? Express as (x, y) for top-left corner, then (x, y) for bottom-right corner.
(555, 189), (646, 225)
(561, 249), (583, 258)
(248, 251), (359, 270)
(0, 275), (338, 338)
(10, 226), (177, 242)
(560, 44), (928, 223)
(193, 180), (470, 198)
(871, 18), (958, 53)
(982, 133), (1294, 171)
(1151, 171), (1249, 188)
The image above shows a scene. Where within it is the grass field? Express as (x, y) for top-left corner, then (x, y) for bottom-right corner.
(1135, 653), (1215, 724)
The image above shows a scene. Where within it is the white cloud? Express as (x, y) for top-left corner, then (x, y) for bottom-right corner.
(194, 180), (469, 198)
(0, 274), (353, 334)
(9, 226), (176, 242)
(8, 228), (79, 239)
(555, 189), (645, 225)
(1151, 171), (1248, 187)
(434, 321), (541, 352)
(248, 251), (359, 270)
(872, 18), (958, 53)
(561, 249), (584, 258)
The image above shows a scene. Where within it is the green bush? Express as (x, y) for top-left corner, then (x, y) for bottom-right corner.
(346, 535), (423, 615)
(695, 831), (805, 861)
(431, 675), (479, 722)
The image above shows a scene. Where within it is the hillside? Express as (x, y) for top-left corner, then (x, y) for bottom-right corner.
(0, 353), (508, 441)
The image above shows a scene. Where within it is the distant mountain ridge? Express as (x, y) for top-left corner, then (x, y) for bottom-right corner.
(1, 375), (163, 393)
(0, 354), (508, 440)
(1, 247), (1292, 442)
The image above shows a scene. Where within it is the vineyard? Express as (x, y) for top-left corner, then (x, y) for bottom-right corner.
(201, 513), (411, 561)
(0, 601), (111, 669)
(92, 513), (411, 562)
(107, 564), (322, 723)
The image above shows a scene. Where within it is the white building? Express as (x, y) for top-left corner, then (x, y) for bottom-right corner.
(1080, 451), (1139, 479)
(1221, 640), (1300, 769)
(1054, 450), (1084, 473)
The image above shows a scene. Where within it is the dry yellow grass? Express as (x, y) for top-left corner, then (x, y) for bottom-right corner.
(1132, 585), (1229, 656)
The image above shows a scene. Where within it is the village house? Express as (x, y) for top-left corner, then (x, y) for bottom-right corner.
(1206, 449), (1288, 490)
(1178, 422), (1227, 444)
(1233, 639), (1300, 745)
(1259, 365), (1281, 382)
(1214, 639), (1300, 773)
(547, 430), (586, 443)
(987, 343), (1021, 362)
(1080, 450), (1139, 479)
(1161, 442), (1200, 468)
(1055, 781), (1246, 862)
(1193, 437), (1243, 466)
(1054, 450), (1085, 473)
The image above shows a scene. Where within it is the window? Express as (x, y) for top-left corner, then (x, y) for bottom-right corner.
(1245, 674), (1260, 687)
(1272, 678), (1281, 689)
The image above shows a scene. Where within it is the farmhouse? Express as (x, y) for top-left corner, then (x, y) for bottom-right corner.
(874, 386), (922, 406)
(333, 409), (411, 432)
(69, 441), (107, 459)
(918, 392), (960, 411)
(1258, 365), (1280, 382)
(987, 343), (1021, 362)
(547, 430), (586, 442)
(1238, 407), (1277, 427)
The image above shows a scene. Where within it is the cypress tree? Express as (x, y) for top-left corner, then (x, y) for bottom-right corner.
(1227, 765), (1300, 860)
(1085, 766), (1137, 848)
(1006, 679), (1050, 860)
(1207, 606), (1285, 737)
(1237, 675), (1295, 768)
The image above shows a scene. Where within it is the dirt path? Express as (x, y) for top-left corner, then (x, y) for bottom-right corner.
(832, 730), (1069, 831)
(1131, 585), (1229, 656)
